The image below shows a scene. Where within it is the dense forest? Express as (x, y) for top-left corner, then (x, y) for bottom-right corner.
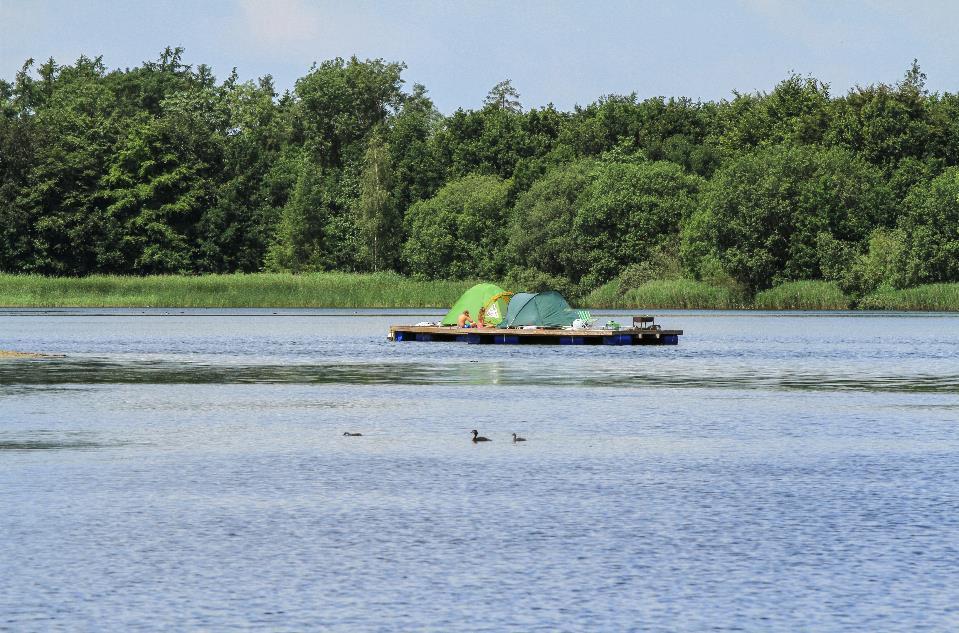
(2, 48), (958, 302)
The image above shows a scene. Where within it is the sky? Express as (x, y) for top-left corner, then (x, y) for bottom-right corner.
(2, 0), (957, 113)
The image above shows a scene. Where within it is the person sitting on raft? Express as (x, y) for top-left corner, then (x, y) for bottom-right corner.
(475, 307), (489, 328)
(457, 310), (475, 328)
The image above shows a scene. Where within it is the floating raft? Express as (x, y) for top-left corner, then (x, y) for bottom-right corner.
(388, 325), (683, 346)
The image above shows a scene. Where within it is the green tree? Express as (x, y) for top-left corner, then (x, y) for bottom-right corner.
(356, 134), (399, 271)
(507, 159), (597, 284)
(849, 228), (909, 293)
(285, 57), (410, 270)
(386, 83), (445, 212)
(402, 174), (510, 279)
(15, 56), (120, 274)
(576, 160), (702, 287)
(433, 105), (527, 180)
(294, 56), (407, 169)
(828, 61), (932, 166)
(265, 155), (328, 272)
(900, 168), (959, 284)
(683, 144), (893, 292)
(714, 74), (831, 154)
(554, 94), (718, 176)
(0, 68), (37, 271)
(5, 49), (959, 292)
(508, 158), (701, 289)
(196, 74), (292, 272)
(926, 91), (959, 165)
(103, 76), (226, 273)
(484, 79), (522, 113)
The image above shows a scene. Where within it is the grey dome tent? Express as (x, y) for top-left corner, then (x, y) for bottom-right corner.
(497, 291), (579, 328)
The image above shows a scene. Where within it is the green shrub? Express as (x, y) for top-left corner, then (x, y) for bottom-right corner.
(503, 267), (581, 301)
(582, 279), (624, 309)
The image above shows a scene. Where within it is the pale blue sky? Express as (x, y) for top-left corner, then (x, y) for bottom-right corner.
(2, 0), (957, 112)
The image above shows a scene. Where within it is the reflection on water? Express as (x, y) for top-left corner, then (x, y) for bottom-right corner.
(3, 357), (959, 393)
(2, 310), (958, 631)
(0, 430), (112, 451)
(0, 439), (104, 451)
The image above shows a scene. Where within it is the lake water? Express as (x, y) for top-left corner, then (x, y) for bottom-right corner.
(2, 309), (958, 632)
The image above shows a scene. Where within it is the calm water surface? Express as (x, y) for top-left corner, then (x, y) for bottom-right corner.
(2, 309), (958, 631)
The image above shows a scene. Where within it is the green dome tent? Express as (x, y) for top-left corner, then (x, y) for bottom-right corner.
(441, 283), (513, 326)
(497, 291), (579, 328)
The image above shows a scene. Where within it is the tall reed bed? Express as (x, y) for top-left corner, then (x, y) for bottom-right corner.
(4, 273), (958, 311)
(584, 279), (742, 309)
(753, 281), (850, 310)
(858, 284), (959, 311)
(0, 273), (475, 308)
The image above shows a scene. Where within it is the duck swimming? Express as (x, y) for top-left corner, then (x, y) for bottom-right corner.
(512, 433), (526, 442)
(343, 432), (363, 437)
(471, 430), (491, 442)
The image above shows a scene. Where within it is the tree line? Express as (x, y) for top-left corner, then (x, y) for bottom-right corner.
(2, 48), (958, 300)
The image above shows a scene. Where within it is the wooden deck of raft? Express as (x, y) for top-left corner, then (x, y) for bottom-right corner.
(388, 325), (683, 346)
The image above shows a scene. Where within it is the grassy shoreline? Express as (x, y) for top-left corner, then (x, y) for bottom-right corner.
(1, 273), (958, 311)
(0, 273), (475, 309)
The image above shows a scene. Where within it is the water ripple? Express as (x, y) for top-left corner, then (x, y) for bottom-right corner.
(2, 358), (958, 393)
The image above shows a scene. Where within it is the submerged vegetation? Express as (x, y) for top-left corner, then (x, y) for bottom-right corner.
(2, 49), (959, 310)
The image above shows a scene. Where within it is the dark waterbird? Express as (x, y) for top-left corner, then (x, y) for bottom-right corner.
(343, 432), (363, 437)
(512, 433), (526, 442)
(471, 430), (491, 442)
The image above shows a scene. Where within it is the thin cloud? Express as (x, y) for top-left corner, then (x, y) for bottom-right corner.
(738, 0), (881, 50)
(237, 0), (324, 51)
